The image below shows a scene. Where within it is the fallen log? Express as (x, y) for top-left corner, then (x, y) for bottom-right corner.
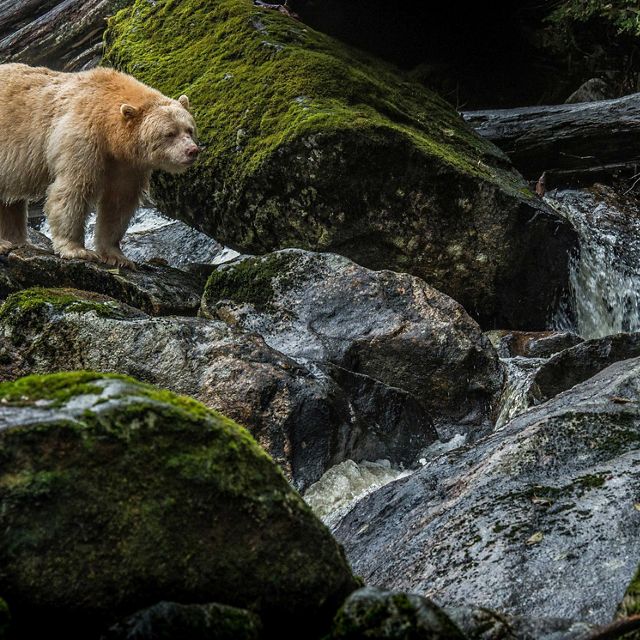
(0, 0), (129, 70)
(463, 95), (640, 183)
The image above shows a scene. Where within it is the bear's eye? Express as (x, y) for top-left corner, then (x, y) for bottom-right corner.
(187, 127), (194, 136)
(165, 130), (177, 138)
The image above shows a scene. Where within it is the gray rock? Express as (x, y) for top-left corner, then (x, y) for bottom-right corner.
(334, 357), (640, 624)
(486, 330), (583, 359)
(202, 250), (503, 439)
(0, 287), (436, 489)
(529, 332), (640, 405)
(103, 601), (262, 640)
(0, 245), (205, 316)
(565, 78), (613, 104)
(331, 587), (595, 640)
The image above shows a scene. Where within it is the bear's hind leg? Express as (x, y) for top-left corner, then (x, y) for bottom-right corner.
(45, 176), (98, 262)
(0, 200), (28, 254)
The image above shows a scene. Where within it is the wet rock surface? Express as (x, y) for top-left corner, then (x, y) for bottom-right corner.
(332, 587), (594, 640)
(0, 244), (206, 316)
(202, 249), (503, 439)
(530, 332), (640, 405)
(334, 357), (640, 624)
(486, 330), (583, 359)
(0, 372), (357, 639)
(0, 287), (435, 489)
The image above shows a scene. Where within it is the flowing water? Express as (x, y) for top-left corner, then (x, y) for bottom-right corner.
(494, 356), (547, 429)
(547, 186), (640, 339)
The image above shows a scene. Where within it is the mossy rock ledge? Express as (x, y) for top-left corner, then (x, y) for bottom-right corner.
(0, 372), (357, 639)
(103, 0), (576, 329)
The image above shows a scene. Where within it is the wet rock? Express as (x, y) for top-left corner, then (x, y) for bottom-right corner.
(486, 330), (583, 359)
(103, 601), (262, 640)
(0, 245), (205, 315)
(530, 332), (640, 405)
(334, 357), (640, 624)
(330, 587), (594, 640)
(565, 78), (613, 104)
(0, 372), (357, 639)
(104, 0), (575, 329)
(202, 250), (503, 439)
(0, 287), (435, 489)
(331, 587), (465, 640)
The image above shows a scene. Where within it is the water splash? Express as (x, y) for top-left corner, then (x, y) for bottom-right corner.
(494, 356), (546, 428)
(303, 460), (410, 530)
(547, 187), (640, 339)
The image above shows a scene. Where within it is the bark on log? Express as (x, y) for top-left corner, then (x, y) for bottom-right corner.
(0, 0), (129, 71)
(463, 95), (640, 181)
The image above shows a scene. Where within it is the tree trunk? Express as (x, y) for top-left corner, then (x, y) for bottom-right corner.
(464, 95), (640, 183)
(0, 0), (130, 71)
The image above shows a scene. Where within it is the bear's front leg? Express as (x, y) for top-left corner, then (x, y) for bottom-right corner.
(94, 182), (141, 270)
(45, 176), (99, 262)
(0, 201), (28, 253)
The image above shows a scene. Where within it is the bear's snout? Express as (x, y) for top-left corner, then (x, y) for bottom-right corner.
(186, 144), (199, 159)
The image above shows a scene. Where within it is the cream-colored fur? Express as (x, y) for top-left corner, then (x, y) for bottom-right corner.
(0, 63), (199, 268)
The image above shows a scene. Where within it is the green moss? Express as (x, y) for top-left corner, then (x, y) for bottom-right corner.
(618, 565), (640, 618)
(0, 371), (123, 407)
(0, 372), (356, 637)
(103, 0), (523, 193)
(0, 288), (133, 323)
(203, 253), (296, 309)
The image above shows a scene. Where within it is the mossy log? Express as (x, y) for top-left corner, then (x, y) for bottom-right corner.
(464, 93), (640, 183)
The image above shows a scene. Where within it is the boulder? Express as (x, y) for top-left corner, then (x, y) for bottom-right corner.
(0, 245), (205, 316)
(331, 587), (465, 640)
(0, 287), (437, 488)
(0, 372), (357, 638)
(331, 587), (594, 640)
(103, 601), (262, 640)
(334, 357), (640, 624)
(529, 332), (640, 405)
(202, 250), (503, 439)
(104, 0), (576, 329)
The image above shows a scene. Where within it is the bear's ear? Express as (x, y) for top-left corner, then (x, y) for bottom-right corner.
(120, 104), (139, 119)
(178, 95), (190, 111)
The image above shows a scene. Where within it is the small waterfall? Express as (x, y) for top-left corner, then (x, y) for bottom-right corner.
(494, 356), (546, 428)
(303, 460), (410, 530)
(547, 186), (640, 339)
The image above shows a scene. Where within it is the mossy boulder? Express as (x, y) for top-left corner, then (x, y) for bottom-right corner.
(104, 601), (262, 640)
(0, 372), (357, 638)
(103, 0), (576, 329)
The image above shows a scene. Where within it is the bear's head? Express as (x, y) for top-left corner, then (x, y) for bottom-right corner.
(121, 95), (200, 174)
